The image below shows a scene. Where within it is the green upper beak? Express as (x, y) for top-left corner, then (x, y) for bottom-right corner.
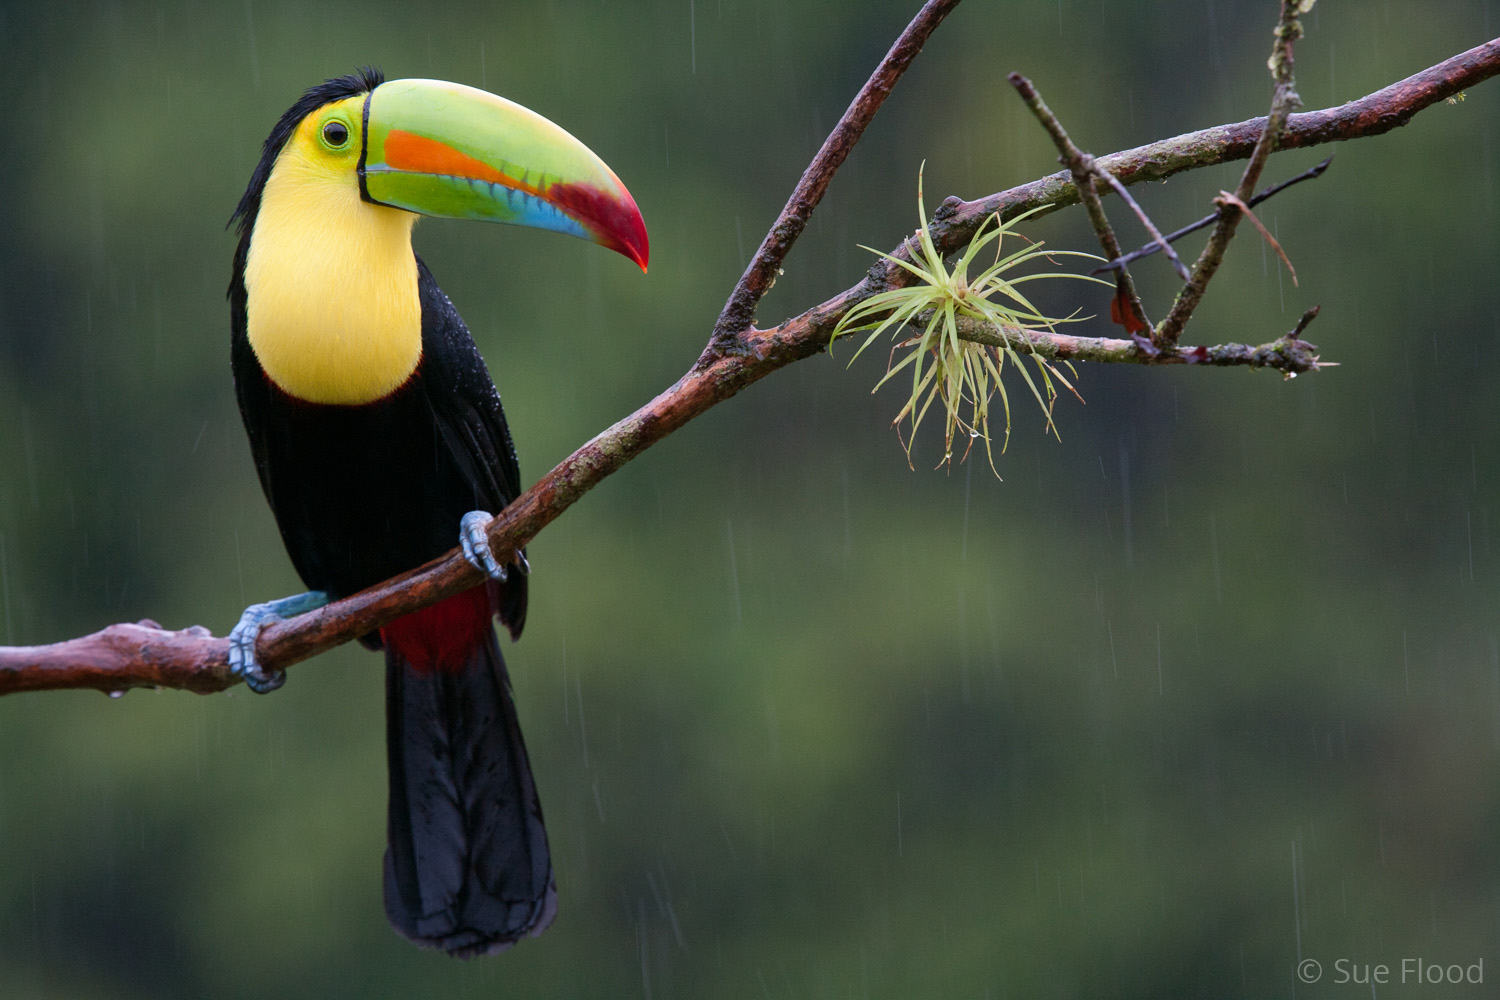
(359, 78), (649, 271)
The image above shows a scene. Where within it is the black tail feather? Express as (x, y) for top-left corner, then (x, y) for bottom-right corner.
(383, 629), (555, 957)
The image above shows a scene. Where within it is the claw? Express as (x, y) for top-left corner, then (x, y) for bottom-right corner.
(228, 591), (329, 694)
(460, 510), (528, 582)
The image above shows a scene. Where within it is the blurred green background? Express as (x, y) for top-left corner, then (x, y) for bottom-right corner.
(1, 1), (1498, 997)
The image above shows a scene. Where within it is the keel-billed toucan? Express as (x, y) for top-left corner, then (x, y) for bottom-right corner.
(227, 68), (647, 957)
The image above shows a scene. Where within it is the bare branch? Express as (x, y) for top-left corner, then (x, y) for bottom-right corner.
(1097, 171), (1192, 283)
(1007, 73), (1153, 335)
(706, 0), (964, 354)
(1216, 190), (1298, 285)
(1149, 0), (1306, 346)
(0, 0), (966, 695)
(1092, 156), (1332, 274)
(2, 25), (1498, 697)
(937, 36), (1500, 257)
(0, 622), (233, 695)
(1291, 304), (1321, 338)
(942, 314), (1323, 374)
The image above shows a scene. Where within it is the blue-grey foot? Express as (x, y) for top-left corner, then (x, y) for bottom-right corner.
(228, 590), (329, 694)
(460, 510), (529, 582)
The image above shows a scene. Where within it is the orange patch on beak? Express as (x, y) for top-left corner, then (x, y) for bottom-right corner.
(383, 129), (547, 199)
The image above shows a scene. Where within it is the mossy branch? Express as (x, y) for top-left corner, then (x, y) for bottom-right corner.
(943, 308), (1325, 374)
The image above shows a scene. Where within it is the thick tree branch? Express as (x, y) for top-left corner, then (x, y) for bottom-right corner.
(2, 24), (1498, 696)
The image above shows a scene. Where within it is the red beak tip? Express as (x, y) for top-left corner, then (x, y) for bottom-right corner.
(620, 222), (649, 272)
(625, 207), (649, 272)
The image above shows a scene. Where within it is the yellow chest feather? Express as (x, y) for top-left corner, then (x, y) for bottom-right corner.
(245, 144), (422, 405)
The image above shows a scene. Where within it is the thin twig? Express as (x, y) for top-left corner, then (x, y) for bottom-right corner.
(1156, 0), (1314, 347)
(705, 0), (965, 356)
(1007, 73), (1152, 339)
(1216, 190), (1297, 285)
(1095, 171), (1192, 282)
(1291, 304), (1321, 338)
(1092, 156), (1333, 274)
(935, 36), (1497, 261)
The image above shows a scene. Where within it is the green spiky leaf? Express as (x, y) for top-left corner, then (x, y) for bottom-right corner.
(831, 164), (1109, 474)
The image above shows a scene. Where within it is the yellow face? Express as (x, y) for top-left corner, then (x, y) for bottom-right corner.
(276, 95), (365, 189)
(243, 96), (424, 406)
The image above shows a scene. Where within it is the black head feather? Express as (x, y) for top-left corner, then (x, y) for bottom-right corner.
(229, 66), (385, 235)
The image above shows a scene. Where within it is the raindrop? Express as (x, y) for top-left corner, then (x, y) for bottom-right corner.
(726, 518), (741, 624)
(1156, 623), (1164, 696)
(1209, 513), (1222, 604)
(1107, 618), (1116, 677)
(20, 406), (39, 509)
(0, 531), (11, 643)
(1403, 631), (1411, 694)
(960, 458), (972, 561)
(1468, 511), (1475, 583)
(895, 790), (903, 857)
(243, 0), (260, 89)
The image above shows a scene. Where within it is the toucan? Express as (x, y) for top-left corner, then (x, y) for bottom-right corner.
(226, 68), (647, 957)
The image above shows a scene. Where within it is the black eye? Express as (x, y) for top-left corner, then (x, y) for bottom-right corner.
(322, 120), (350, 147)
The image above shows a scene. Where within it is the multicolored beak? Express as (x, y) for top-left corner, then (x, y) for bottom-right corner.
(359, 78), (648, 271)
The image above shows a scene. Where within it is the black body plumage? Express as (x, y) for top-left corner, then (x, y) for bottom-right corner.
(229, 71), (554, 956)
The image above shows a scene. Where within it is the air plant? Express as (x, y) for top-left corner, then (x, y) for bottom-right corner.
(832, 166), (1109, 472)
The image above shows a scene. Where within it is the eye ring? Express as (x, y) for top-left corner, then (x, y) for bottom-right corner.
(322, 119), (350, 148)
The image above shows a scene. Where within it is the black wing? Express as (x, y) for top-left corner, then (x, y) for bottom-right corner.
(416, 255), (528, 638)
